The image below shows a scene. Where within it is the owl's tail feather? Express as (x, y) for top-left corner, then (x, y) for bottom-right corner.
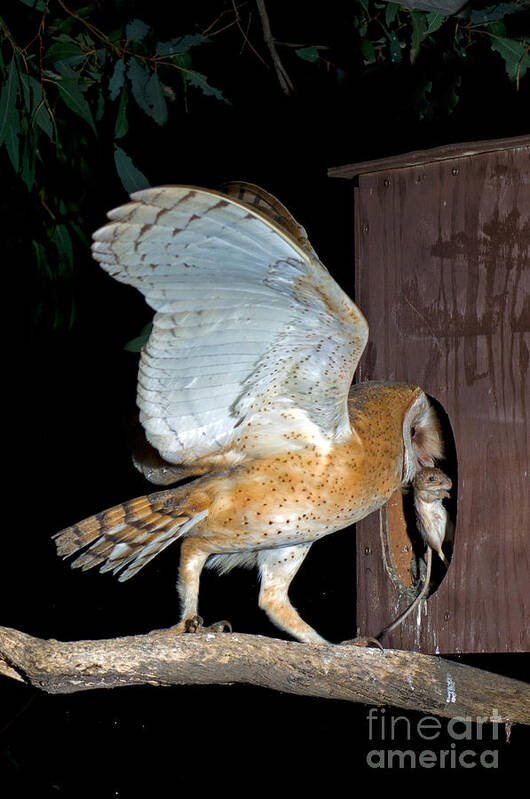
(53, 485), (209, 582)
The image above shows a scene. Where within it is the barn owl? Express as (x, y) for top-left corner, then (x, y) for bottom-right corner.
(54, 182), (443, 645)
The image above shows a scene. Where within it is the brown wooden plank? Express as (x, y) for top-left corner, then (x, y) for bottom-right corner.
(329, 135), (530, 180)
(353, 142), (530, 654)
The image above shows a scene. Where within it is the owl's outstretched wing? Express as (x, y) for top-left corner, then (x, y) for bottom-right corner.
(92, 185), (368, 468)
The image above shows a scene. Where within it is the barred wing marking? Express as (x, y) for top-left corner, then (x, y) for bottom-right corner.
(221, 181), (318, 260)
(92, 185), (368, 466)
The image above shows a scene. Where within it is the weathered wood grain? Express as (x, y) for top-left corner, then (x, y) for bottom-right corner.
(328, 134), (530, 178)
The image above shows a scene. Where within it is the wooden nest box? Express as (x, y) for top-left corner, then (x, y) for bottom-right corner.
(329, 135), (529, 654)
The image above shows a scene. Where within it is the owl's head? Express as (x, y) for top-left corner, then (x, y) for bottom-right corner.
(402, 391), (444, 484)
(348, 382), (444, 486)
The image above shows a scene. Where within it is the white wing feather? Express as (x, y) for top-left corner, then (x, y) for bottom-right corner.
(92, 186), (368, 465)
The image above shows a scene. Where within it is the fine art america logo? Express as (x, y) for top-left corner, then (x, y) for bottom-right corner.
(366, 708), (502, 768)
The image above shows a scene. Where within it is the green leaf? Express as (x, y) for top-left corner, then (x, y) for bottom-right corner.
(470, 3), (522, 24)
(124, 323), (152, 352)
(55, 64), (97, 135)
(453, 26), (467, 58)
(295, 46), (319, 63)
(385, 3), (399, 26)
(20, 70), (31, 110)
(114, 87), (129, 138)
(114, 145), (150, 193)
(174, 51), (192, 71)
(360, 39), (376, 62)
(25, 75), (54, 139)
(487, 21), (507, 37)
(69, 220), (88, 248)
(410, 11), (427, 54)
(53, 224), (74, 276)
(185, 71), (230, 104)
(126, 19), (150, 43)
(18, 0), (46, 10)
(108, 28), (123, 44)
(386, 30), (402, 63)
(35, 101), (54, 139)
(490, 36), (530, 81)
(95, 91), (105, 122)
(127, 59), (150, 112)
(145, 72), (168, 125)
(109, 58), (125, 100)
(20, 131), (37, 191)
(127, 59), (168, 124)
(426, 13), (446, 35)
(156, 34), (206, 56)
(47, 41), (86, 66)
(0, 58), (19, 139)
(0, 58), (21, 171)
(33, 239), (52, 280)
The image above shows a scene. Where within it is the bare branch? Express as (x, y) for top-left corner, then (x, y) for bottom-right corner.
(231, 0), (267, 64)
(0, 625), (528, 724)
(255, 0), (294, 95)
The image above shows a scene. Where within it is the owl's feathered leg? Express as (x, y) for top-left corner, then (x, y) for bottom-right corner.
(257, 544), (327, 645)
(172, 537), (210, 629)
(171, 537), (231, 634)
(172, 538), (211, 633)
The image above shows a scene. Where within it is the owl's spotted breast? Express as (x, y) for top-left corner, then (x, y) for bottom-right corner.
(181, 422), (404, 555)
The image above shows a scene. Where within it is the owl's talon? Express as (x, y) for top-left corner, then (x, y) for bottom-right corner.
(179, 615), (232, 634)
(184, 614), (204, 633)
(340, 635), (384, 651)
(205, 619), (232, 633)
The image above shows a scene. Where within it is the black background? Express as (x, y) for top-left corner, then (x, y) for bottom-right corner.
(2, 0), (529, 791)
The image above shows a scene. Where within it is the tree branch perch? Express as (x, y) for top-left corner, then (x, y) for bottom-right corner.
(0, 625), (528, 723)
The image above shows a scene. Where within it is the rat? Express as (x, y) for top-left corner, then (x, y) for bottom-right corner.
(378, 467), (452, 640)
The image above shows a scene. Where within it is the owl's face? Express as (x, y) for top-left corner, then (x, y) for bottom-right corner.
(347, 382), (443, 490)
(402, 390), (443, 484)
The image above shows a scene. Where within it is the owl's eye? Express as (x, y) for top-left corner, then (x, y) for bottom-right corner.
(411, 426), (416, 438)
(428, 475), (436, 482)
